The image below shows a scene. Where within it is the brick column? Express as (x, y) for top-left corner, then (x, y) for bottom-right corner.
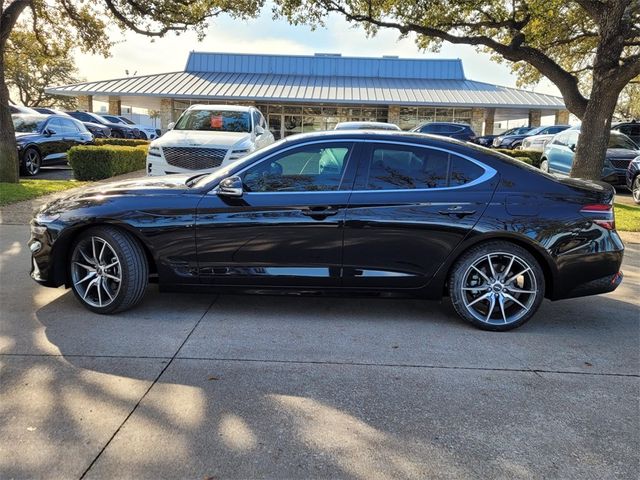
(387, 105), (400, 126)
(528, 109), (542, 127)
(554, 109), (570, 125)
(77, 95), (93, 112)
(470, 107), (484, 136)
(484, 108), (496, 136)
(160, 98), (175, 131)
(108, 97), (122, 115)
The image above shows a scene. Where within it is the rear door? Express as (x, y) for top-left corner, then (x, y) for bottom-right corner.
(548, 131), (576, 175)
(342, 140), (498, 289)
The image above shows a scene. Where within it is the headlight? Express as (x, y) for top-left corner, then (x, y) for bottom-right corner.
(16, 142), (24, 150)
(148, 146), (161, 157)
(35, 212), (60, 223)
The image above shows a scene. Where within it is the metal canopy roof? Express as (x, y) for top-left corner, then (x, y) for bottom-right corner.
(45, 52), (564, 110)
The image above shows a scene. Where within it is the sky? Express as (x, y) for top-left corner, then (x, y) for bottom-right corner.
(74, 7), (561, 97)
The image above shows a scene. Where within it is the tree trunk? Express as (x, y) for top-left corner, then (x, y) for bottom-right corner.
(0, 49), (19, 183)
(570, 77), (620, 181)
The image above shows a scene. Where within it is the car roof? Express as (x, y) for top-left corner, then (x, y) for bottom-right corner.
(187, 104), (253, 112)
(281, 129), (470, 146)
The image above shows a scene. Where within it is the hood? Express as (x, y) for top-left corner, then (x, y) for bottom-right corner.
(40, 175), (193, 216)
(153, 129), (252, 149)
(15, 132), (40, 141)
(606, 148), (640, 159)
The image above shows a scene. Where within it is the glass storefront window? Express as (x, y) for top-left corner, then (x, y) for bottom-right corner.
(436, 108), (455, 122)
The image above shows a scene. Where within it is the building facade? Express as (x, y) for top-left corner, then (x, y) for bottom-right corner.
(47, 51), (569, 137)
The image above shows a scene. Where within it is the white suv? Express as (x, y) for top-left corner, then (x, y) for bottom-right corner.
(146, 105), (275, 176)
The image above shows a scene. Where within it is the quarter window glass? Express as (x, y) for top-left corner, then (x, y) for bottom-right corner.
(450, 156), (485, 186)
(243, 143), (352, 192)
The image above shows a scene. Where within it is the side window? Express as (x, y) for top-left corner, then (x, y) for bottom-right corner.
(365, 144), (483, 190)
(553, 132), (568, 146)
(59, 118), (79, 134)
(252, 111), (261, 131)
(47, 118), (62, 134)
(242, 143), (352, 192)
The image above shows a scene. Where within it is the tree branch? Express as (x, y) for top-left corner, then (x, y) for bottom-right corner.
(0, 0), (30, 44)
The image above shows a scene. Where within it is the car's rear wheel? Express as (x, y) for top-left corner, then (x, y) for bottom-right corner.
(449, 241), (545, 331)
(633, 176), (640, 204)
(70, 226), (148, 314)
(540, 159), (549, 173)
(21, 148), (41, 176)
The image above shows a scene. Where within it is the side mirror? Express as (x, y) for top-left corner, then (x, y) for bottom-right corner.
(217, 176), (243, 198)
(569, 143), (576, 151)
(167, 122), (175, 130)
(255, 125), (265, 136)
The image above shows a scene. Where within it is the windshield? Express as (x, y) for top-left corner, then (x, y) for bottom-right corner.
(174, 109), (251, 133)
(119, 117), (136, 125)
(609, 133), (638, 150)
(525, 126), (546, 136)
(102, 115), (125, 124)
(13, 115), (46, 133)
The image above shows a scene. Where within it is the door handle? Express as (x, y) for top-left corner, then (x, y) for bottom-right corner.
(438, 207), (477, 218)
(301, 207), (340, 218)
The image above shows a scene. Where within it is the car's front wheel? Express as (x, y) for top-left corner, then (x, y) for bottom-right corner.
(540, 159), (549, 173)
(633, 176), (640, 204)
(21, 147), (41, 176)
(70, 226), (148, 314)
(449, 241), (545, 331)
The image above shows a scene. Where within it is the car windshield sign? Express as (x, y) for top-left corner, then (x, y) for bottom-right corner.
(174, 109), (251, 133)
(13, 115), (46, 133)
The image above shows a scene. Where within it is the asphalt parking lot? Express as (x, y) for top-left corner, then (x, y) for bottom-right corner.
(1, 217), (639, 478)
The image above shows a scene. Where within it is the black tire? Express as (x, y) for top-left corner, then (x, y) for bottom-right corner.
(511, 141), (522, 150)
(20, 147), (41, 176)
(633, 176), (640, 205)
(540, 159), (549, 173)
(111, 130), (123, 138)
(69, 226), (148, 314)
(138, 131), (148, 140)
(448, 241), (545, 331)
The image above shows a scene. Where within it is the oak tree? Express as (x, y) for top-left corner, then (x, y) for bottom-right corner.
(276, 0), (640, 180)
(0, 0), (262, 183)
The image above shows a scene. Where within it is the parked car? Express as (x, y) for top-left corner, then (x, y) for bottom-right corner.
(101, 114), (158, 140)
(9, 105), (40, 115)
(541, 128), (640, 185)
(33, 107), (111, 138)
(493, 125), (570, 149)
(30, 131), (623, 331)
(612, 121), (640, 145)
(410, 122), (476, 141)
(13, 114), (93, 176)
(335, 121), (401, 131)
(146, 105), (275, 176)
(473, 126), (533, 147)
(626, 156), (640, 204)
(521, 131), (560, 152)
(65, 111), (136, 138)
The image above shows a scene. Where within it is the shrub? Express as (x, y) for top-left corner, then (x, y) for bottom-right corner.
(94, 138), (150, 147)
(68, 145), (147, 181)
(495, 148), (543, 168)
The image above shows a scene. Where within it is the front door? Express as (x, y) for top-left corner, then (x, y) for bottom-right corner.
(195, 141), (358, 287)
(342, 141), (498, 289)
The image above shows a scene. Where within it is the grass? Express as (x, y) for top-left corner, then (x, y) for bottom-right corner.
(0, 179), (86, 206)
(615, 203), (640, 232)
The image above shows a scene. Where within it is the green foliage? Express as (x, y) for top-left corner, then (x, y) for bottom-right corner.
(616, 81), (640, 120)
(94, 138), (151, 147)
(5, 28), (81, 108)
(0, 179), (85, 206)
(495, 149), (543, 168)
(68, 145), (147, 181)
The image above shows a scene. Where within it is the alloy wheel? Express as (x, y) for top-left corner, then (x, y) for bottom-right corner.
(460, 252), (538, 326)
(633, 177), (640, 204)
(71, 236), (122, 308)
(24, 149), (41, 175)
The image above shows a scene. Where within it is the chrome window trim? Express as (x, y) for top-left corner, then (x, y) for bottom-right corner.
(211, 138), (496, 194)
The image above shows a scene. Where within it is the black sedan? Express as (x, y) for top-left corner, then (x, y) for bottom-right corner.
(65, 111), (136, 138)
(410, 122), (476, 141)
(626, 155), (640, 204)
(473, 126), (533, 147)
(29, 131), (624, 331)
(492, 125), (570, 149)
(34, 108), (111, 138)
(13, 114), (93, 176)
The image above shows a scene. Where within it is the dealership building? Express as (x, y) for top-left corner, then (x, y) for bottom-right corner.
(46, 51), (568, 138)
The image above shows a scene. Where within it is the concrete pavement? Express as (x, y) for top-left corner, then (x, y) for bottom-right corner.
(1, 222), (638, 479)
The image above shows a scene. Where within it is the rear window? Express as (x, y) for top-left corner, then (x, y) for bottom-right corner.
(365, 144), (485, 190)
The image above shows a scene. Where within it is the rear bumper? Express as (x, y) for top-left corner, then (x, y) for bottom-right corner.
(560, 270), (623, 300)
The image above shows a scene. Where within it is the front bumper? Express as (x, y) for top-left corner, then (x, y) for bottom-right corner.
(28, 221), (58, 287)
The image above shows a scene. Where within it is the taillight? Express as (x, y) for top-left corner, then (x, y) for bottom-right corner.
(580, 204), (615, 230)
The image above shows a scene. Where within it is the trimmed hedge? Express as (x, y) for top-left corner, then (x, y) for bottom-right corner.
(495, 148), (543, 168)
(68, 145), (147, 181)
(94, 138), (151, 147)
